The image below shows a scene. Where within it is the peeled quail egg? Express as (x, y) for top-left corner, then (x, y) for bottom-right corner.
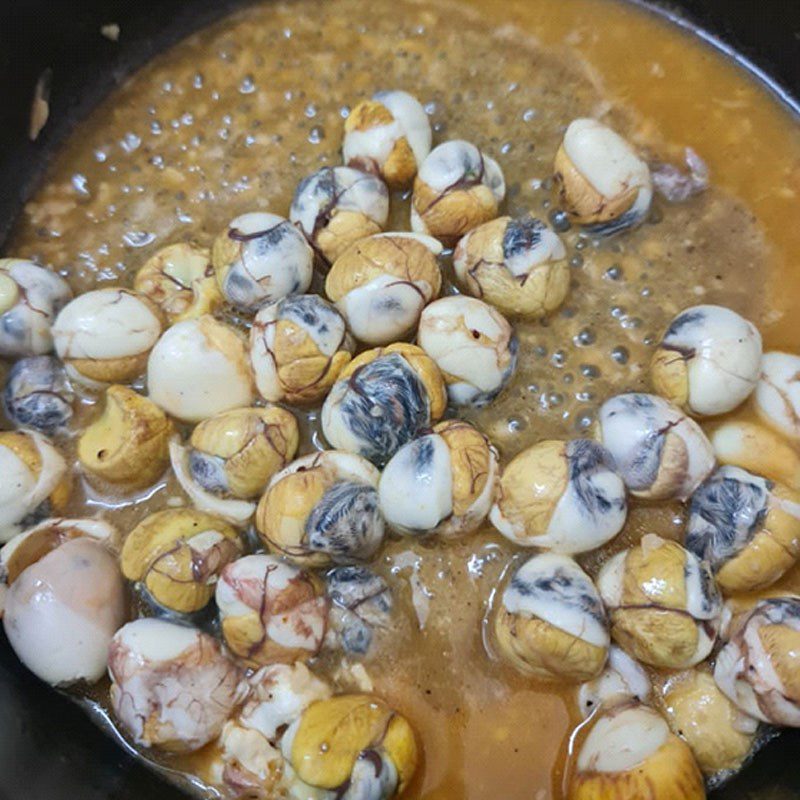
(0, 258), (72, 358)
(489, 438), (626, 554)
(417, 296), (517, 408)
(597, 534), (721, 669)
(660, 669), (757, 777)
(379, 419), (499, 538)
(321, 342), (446, 465)
(597, 393), (715, 501)
(121, 508), (242, 613)
(212, 212), (314, 311)
(686, 465), (800, 594)
(0, 430), (69, 543)
(567, 704), (705, 800)
(3, 355), (74, 433)
(714, 597), (800, 727)
(77, 385), (174, 487)
(554, 118), (653, 236)
(281, 694), (418, 798)
(453, 215), (569, 318)
(755, 351), (800, 441)
(216, 553), (329, 666)
(147, 315), (255, 423)
(577, 645), (651, 718)
(108, 618), (244, 751)
(492, 552), (609, 682)
(256, 450), (384, 567)
(326, 232), (443, 345)
(411, 140), (505, 245)
(343, 90), (431, 188)
(2, 518), (124, 685)
(326, 566), (393, 657)
(650, 305), (762, 416)
(52, 287), (164, 388)
(290, 166), (389, 265)
(133, 241), (222, 323)
(250, 294), (354, 405)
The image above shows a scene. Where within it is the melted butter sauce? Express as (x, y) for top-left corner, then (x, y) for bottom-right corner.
(4, 0), (800, 798)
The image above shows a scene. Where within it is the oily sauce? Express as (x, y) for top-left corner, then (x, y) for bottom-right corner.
(4, 0), (800, 797)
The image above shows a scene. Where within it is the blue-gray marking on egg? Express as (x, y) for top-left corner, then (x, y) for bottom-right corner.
(565, 439), (625, 518)
(3, 356), (74, 433)
(187, 449), (230, 494)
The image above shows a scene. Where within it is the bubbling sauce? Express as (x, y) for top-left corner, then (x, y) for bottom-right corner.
(3, 0), (800, 797)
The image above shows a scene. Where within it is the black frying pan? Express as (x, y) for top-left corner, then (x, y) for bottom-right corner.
(0, 1), (799, 798)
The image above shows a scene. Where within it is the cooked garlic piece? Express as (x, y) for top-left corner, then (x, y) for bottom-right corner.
(133, 241), (222, 323)
(554, 118), (653, 236)
(577, 645), (651, 718)
(417, 296), (517, 408)
(3, 355), (74, 433)
(256, 450), (384, 567)
(490, 438), (626, 554)
(0, 258), (72, 358)
(216, 554), (329, 666)
(121, 508), (242, 613)
(212, 212), (314, 311)
(597, 534), (721, 669)
(597, 393), (715, 501)
(290, 166), (389, 264)
(326, 232), (443, 345)
(147, 315), (255, 422)
(53, 287), (164, 388)
(250, 294), (354, 405)
(453, 215), (569, 317)
(343, 89), (431, 187)
(411, 140), (505, 245)
(493, 553), (609, 682)
(687, 465), (800, 594)
(379, 419), (498, 538)
(650, 305), (762, 416)
(321, 342), (446, 465)
(108, 618), (244, 751)
(2, 519), (124, 685)
(755, 351), (800, 441)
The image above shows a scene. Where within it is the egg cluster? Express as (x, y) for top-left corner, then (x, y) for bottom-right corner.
(1, 84), (799, 800)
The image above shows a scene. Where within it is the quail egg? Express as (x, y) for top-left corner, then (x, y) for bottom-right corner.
(755, 351), (800, 441)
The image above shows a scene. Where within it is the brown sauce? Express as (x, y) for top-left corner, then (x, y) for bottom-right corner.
(4, 0), (800, 797)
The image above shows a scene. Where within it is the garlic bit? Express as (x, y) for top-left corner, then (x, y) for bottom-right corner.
(3, 355), (74, 433)
(1, 518), (124, 685)
(108, 618), (244, 752)
(216, 553), (329, 666)
(417, 295), (517, 408)
(453, 215), (569, 318)
(0, 430), (70, 543)
(686, 465), (800, 594)
(567, 703), (705, 800)
(411, 140), (505, 245)
(0, 258), (72, 358)
(133, 241), (222, 323)
(256, 450), (384, 567)
(597, 534), (721, 669)
(597, 392), (715, 501)
(650, 305), (762, 416)
(326, 232), (443, 346)
(321, 342), (446, 465)
(490, 438), (627, 554)
(121, 508), (242, 614)
(714, 596), (800, 727)
(78, 385), (174, 487)
(250, 294), (354, 405)
(281, 694), (418, 799)
(554, 118), (653, 236)
(147, 315), (255, 422)
(290, 166), (389, 265)
(343, 89), (431, 188)
(755, 351), (800, 441)
(52, 287), (164, 388)
(379, 419), (499, 538)
(212, 212), (314, 311)
(492, 552), (609, 682)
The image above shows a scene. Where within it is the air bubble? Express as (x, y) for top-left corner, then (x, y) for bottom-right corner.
(304, 103), (318, 118)
(604, 264), (623, 281)
(611, 346), (629, 365)
(549, 210), (571, 232)
(575, 329), (595, 346)
(308, 126), (325, 144)
(580, 364), (600, 379)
